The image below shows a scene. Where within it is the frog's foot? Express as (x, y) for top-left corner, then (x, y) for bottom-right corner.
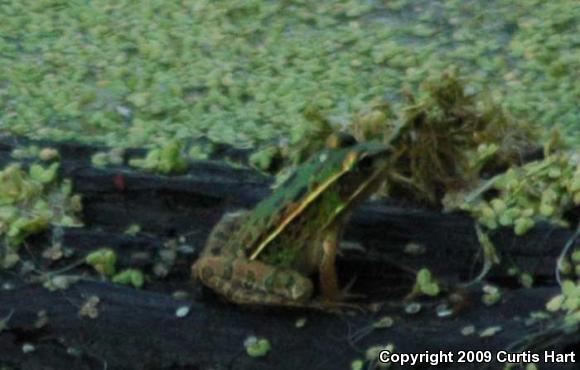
(337, 276), (366, 301)
(311, 298), (370, 314)
(193, 256), (314, 307)
(312, 276), (368, 313)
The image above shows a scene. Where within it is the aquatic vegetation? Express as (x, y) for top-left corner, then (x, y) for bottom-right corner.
(129, 139), (188, 174)
(462, 150), (579, 235)
(0, 1), (577, 149)
(0, 162), (82, 268)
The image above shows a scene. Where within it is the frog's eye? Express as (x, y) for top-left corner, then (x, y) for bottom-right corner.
(325, 132), (357, 149)
(357, 155), (374, 171)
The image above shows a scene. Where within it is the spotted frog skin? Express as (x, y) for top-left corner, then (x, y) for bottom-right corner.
(192, 125), (408, 308)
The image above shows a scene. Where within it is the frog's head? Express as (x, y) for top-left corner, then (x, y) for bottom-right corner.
(259, 132), (396, 224)
(318, 133), (394, 213)
(247, 133), (396, 260)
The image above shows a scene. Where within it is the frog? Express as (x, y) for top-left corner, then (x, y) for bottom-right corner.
(192, 124), (409, 309)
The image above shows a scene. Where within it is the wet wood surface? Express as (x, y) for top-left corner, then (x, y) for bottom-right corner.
(0, 138), (578, 370)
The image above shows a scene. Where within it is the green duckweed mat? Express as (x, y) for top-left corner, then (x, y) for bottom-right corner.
(1, 0), (578, 148)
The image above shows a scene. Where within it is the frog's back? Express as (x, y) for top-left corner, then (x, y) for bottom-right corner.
(228, 148), (349, 251)
(226, 140), (391, 255)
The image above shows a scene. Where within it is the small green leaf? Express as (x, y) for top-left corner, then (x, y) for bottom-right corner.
(519, 273), (534, 288)
(373, 316), (394, 329)
(417, 269), (432, 286)
(479, 325), (502, 337)
(490, 199), (506, 213)
(415, 268), (440, 297)
(29, 163), (60, 184)
(569, 176), (580, 192)
(482, 292), (502, 306)
(539, 203), (554, 217)
(249, 146), (281, 173)
(514, 217), (535, 236)
(548, 167), (561, 178)
(127, 92), (149, 107)
(244, 337), (271, 358)
(562, 280), (576, 297)
(526, 363), (539, 370)
(85, 248), (117, 276)
(91, 153), (110, 168)
(571, 250), (580, 264)
(351, 359), (364, 370)
(112, 269), (144, 288)
(562, 296), (578, 311)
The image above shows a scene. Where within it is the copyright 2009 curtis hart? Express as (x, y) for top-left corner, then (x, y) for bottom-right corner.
(378, 349), (576, 366)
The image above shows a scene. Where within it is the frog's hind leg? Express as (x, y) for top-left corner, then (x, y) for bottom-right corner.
(199, 211), (248, 259)
(193, 256), (314, 307)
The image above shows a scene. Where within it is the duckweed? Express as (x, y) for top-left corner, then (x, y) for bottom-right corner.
(85, 248), (117, 277)
(0, 163), (82, 261)
(129, 139), (188, 174)
(464, 151), (579, 235)
(413, 268), (440, 297)
(0, 1), (577, 150)
(112, 268), (145, 288)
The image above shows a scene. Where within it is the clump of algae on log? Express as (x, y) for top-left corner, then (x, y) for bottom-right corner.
(277, 70), (539, 207)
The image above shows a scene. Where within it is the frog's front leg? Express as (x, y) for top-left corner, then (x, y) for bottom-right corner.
(193, 256), (314, 306)
(319, 230), (340, 302)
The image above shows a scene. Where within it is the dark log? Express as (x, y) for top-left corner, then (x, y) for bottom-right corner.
(1, 138), (578, 370)
(1, 281), (578, 370)
(66, 165), (580, 284)
(1, 137), (575, 283)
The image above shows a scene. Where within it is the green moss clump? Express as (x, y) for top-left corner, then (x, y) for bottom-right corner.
(270, 71), (538, 206)
(384, 71), (537, 205)
(0, 163), (82, 266)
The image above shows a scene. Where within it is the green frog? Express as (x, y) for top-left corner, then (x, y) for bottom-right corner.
(192, 124), (409, 309)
